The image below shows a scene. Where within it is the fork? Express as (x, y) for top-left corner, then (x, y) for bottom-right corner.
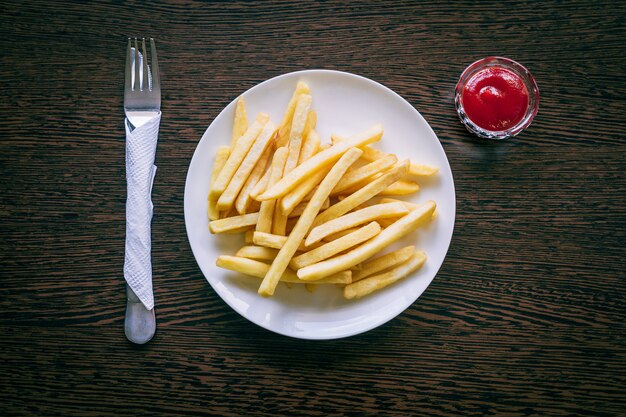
(125, 37), (161, 127)
(124, 37), (160, 344)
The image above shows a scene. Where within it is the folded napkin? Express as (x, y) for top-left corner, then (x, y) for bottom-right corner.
(124, 113), (160, 310)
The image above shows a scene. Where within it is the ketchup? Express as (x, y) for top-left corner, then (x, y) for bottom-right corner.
(461, 66), (529, 131)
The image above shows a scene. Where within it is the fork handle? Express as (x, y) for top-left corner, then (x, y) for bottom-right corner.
(124, 284), (156, 344)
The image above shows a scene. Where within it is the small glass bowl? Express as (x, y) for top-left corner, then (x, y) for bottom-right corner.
(455, 56), (539, 140)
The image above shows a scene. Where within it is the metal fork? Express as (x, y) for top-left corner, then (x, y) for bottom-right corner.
(125, 37), (161, 128)
(124, 37), (160, 344)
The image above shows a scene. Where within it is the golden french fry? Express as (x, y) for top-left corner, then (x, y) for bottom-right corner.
(253, 231), (324, 252)
(272, 200), (288, 235)
(352, 245), (416, 282)
(208, 146), (231, 221)
(280, 143), (332, 215)
(279, 165), (331, 215)
(344, 251), (426, 299)
(230, 97), (248, 148)
(235, 145), (272, 214)
(250, 167), (271, 200)
(297, 200), (436, 281)
(299, 128), (320, 165)
(379, 198), (420, 210)
(284, 94), (312, 174)
(212, 113), (269, 199)
(218, 121), (277, 212)
(258, 147), (363, 296)
(377, 218), (397, 228)
(407, 164), (439, 178)
(305, 202), (408, 246)
(217, 255), (351, 284)
(322, 226), (362, 242)
(256, 147), (288, 233)
(288, 198), (329, 218)
(291, 221), (381, 270)
(209, 212), (260, 234)
(331, 135), (439, 178)
(235, 245), (279, 261)
(379, 180), (420, 196)
(300, 112), (317, 159)
(276, 81), (311, 148)
(312, 160), (410, 228)
(331, 154), (397, 195)
(257, 125), (383, 201)
(221, 225), (255, 234)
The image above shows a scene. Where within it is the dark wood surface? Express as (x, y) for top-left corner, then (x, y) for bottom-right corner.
(1, 0), (625, 415)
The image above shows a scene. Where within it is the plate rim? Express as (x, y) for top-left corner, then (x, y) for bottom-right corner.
(184, 69), (456, 340)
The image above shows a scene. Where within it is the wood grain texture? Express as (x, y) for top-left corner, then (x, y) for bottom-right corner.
(1, 0), (625, 415)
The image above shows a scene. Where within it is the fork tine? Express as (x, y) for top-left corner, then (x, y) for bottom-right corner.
(141, 38), (149, 91)
(150, 38), (160, 93)
(134, 37), (140, 91)
(125, 38), (132, 92)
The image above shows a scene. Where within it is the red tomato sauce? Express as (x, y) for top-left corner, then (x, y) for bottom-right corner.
(461, 67), (529, 131)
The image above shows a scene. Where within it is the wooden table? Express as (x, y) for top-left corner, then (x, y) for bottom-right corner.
(2, 1), (625, 415)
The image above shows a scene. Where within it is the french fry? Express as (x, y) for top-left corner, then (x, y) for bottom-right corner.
(221, 225), (255, 234)
(305, 202), (409, 246)
(322, 226), (362, 242)
(250, 167), (271, 200)
(299, 128), (320, 165)
(272, 200), (288, 235)
(236, 245), (279, 261)
(257, 124), (383, 201)
(291, 221), (381, 270)
(297, 200), (436, 281)
(407, 164), (439, 178)
(230, 97), (248, 148)
(208, 146), (231, 221)
(288, 198), (329, 218)
(211, 113), (269, 199)
(217, 255), (351, 284)
(379, 180), (420, 196)
(258, 148), (363, 296)
(312, 160), (409, 227)
(256, 147), (288, 233)
(343, 251), (426, 299)
(218, 121), (277, 212)
(279, 165), (332, 215)
(253, 231), (325, 252)
(352, 246), (416, 282)
(377, 218), (397, 228)
(331, 154), (397, 195)
(332, 135), (439, 178)
(209, 212), (260, 234)
(276, 81), (311, 148)
(235, 145), (272, 214)
(381, 199), (438, 222)
(280, 140), (331, 215)
(284, 94), (312, 174)
(379, 198), (420, 210)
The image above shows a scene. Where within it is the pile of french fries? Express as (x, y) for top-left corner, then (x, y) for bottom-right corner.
(208, 82), (439, 299)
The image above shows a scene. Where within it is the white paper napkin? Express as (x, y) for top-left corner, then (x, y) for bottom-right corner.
(124, 113), (160, 310)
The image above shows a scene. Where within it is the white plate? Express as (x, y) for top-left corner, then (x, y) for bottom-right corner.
(184, 70), (455, 339)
